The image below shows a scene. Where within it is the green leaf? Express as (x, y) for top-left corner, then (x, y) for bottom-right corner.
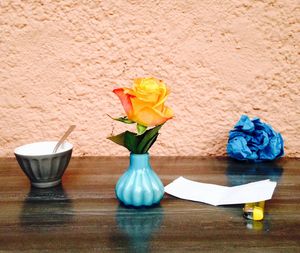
(107, 132), (125, 147)
(107, 131), (142, 153)
(140, 133), (159, 153)
(107, 124), (164, 154)
(136, 124), (147, 135)
(107, 114), (135, 124)
(136, 124), (163, 153)
(124, 131), (144, 153)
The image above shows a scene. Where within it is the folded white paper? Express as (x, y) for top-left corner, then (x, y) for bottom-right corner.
(164, 177), (277, 206)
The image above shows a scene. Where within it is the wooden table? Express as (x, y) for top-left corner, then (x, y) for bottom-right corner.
(0, 157), (299, 252)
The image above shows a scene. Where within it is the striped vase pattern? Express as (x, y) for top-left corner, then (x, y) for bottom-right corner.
(115, 153), (164, 207)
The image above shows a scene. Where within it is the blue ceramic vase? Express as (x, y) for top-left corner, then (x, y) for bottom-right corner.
(115, 153), (164, 207)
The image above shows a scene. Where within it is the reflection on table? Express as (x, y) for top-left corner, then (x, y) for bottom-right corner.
(113, 205), (164, 253)
(20, 184), (73, 228)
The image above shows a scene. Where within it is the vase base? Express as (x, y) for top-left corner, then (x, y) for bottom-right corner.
(118, 201), (162, 209)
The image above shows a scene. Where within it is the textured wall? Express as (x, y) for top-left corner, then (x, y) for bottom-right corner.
(0, 0), (299, 157)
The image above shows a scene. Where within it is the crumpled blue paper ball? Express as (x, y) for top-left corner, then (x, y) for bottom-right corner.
(227, 115), (284, 162)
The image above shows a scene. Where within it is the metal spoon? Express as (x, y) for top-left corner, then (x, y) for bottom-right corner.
(53, 125), (76, 153)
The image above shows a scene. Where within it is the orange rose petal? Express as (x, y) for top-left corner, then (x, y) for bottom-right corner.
(133, 106), (173, 127)
(123, 88), (135, 96)
(154, 94), (168, 108)
(113, 88), (134, 118)
(155, 82), (169, 108)
(149, 105), (173, 119)
(131, 98), (150, 114)
(162, 106), (173, 118)
(134, 78), (143, 86)
(136, 93), (160, 103)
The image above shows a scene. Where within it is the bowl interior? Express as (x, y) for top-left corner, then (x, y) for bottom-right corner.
(14, 141), (73, 156)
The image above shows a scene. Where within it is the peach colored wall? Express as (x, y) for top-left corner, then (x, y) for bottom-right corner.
(0, 0), (299, 157)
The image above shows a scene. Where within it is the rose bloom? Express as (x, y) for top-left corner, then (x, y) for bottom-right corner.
(113, 77), (173, 126)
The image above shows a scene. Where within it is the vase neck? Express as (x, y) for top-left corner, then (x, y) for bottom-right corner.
(129, 153), (150, 169)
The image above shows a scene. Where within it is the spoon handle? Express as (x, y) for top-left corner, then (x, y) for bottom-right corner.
(53, 125), (76, 153)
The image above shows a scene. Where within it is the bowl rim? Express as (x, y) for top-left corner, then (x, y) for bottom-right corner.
(14, 140), (73, 157)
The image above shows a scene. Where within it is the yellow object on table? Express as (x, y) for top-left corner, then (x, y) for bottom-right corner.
(243, 201), (265, 221)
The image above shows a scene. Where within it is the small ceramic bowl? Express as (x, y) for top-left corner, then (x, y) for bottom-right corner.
(14, 141), (73, 188)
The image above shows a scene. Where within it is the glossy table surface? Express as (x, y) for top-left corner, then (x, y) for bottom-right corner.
(0, 157), (299, 252)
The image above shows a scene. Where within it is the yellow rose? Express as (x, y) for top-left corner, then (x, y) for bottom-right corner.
(113, 77), (173, 126)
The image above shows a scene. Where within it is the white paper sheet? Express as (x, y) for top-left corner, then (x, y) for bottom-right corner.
(164, 177), (277, 206)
